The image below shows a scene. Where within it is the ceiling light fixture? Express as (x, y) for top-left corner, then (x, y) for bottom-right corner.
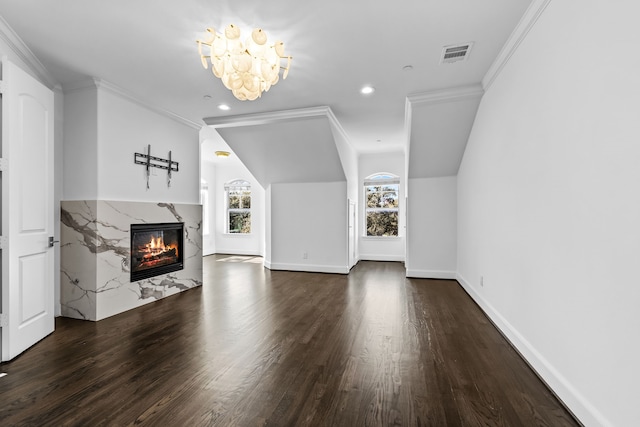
(360, 85), (375, 95)
(218, 104), (230, 111)
(197, 25), (292, 101)
(215, 151), (231, 158)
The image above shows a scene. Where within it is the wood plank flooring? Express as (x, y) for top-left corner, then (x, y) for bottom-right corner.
(0, 255), (579, 426)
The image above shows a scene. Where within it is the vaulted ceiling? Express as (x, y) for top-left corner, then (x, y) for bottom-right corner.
(0, 0), (532, 181)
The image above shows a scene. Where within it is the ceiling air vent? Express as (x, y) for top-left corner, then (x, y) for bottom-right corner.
(440, 43), (473, 64)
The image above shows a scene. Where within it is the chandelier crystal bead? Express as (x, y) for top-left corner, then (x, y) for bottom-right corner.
(197, 24), (292, 101)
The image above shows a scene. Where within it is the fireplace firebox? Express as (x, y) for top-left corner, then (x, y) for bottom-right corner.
(130, 222), (184, 282)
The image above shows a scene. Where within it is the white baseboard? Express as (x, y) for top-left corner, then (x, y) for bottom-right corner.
(359, 254), (405, 262)
(214, 249), (263, 257)
(266, 262), (349, 274)
(406, 269), (456, 279)
(456, 273), (608, 427)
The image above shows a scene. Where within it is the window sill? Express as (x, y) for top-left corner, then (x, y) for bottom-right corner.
(223, 233), (253, 236)
(361, 235), (402, 240)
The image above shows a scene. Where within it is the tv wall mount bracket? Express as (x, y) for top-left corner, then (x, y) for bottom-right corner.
(134, 144), (179, 189)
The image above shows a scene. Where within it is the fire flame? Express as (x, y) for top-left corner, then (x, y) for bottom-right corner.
(150, 235), (163, 249)
(142, 235), (178, 259)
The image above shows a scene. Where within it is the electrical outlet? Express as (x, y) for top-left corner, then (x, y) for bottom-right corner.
(480, 276), (484, 287)
(302, 251), (308, 259)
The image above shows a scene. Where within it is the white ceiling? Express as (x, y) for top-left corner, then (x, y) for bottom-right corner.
(0, 0), (532, 176)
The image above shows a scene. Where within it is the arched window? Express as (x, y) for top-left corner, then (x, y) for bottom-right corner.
(364, 173), (399, 237)
(225, 179), (251, 234)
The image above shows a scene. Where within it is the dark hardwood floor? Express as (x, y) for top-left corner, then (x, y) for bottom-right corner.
(0, 255), (578, 426)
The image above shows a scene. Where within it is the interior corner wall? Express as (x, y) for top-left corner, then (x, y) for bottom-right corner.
(213, 161), (264, 256)
(201, 160), (216, 256)
(264, 185), (272, 264)
(406, 176), (456, 279)
(269, 181), (348, 274)
(53, 88), (64, 316)
(358, 151), (406, 261)
(96, 88), (199, 204)
(330, 120), (359, 265)
(63, 85), (98, 200)
(457, 2), (640, 426)
(331, 123), (359, 201)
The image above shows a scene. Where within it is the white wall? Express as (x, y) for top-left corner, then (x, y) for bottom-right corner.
(213, 161), (264, 256)
(458, 2), (640, 426)
(330, 117), (359, 201)
(97, 86), (199, 203)
(268, 181), (348, 273)
(265, 185), (272, 263)
(331, 118), (359, 268)
(63, 85), (98, 200)
(201, 160), (216, 255)
(359, 151), (405, 261)
(63, 81), (200, 204)
(406, 176), (456, 279)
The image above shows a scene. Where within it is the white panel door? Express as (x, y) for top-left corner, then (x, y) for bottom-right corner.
(1, 59), (55, 361)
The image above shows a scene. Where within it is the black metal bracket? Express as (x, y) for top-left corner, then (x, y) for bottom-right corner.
(134, 150), (179, 172)
(134, 145), (179, 188)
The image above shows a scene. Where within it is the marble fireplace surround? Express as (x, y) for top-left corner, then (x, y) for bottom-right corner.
(60, 200), (202, 321)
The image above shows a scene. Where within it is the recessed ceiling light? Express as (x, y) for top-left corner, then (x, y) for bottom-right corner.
(218, 104), (230, 111)
(402, 65), (414, 72)
(203, 95), (212, 100)
(360, 85), (375, 95)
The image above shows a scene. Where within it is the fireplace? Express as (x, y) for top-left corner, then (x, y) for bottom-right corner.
(130, 222), (184, 282)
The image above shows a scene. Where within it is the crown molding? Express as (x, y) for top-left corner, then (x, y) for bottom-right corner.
(407, 84), (484, 106)
(324, 107), (353, 149)
(62, 78), (201, 130)
(97, 79), (202, 130)
(62, 77), (101, 94)
(204, 105), (356, 153)
(0, 15), (59, 90)
(203, 105), (334, 128)
(482, 0), (553, 91)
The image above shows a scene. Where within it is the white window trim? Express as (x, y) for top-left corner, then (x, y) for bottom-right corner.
(364, 173), (400, 238)
(363, 176), (400, 187)
(225, 179), (252, 235)
(362, 235), (402, 241)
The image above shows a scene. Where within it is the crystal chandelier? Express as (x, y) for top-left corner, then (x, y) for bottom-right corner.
(197, 25), (292, 101)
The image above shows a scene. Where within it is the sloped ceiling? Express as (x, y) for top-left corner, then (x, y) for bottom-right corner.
(0, 0), (537, 184)
(408, 85), (484, 178)
(0, 0), (532, 157)
(209, 112), (345, 187)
